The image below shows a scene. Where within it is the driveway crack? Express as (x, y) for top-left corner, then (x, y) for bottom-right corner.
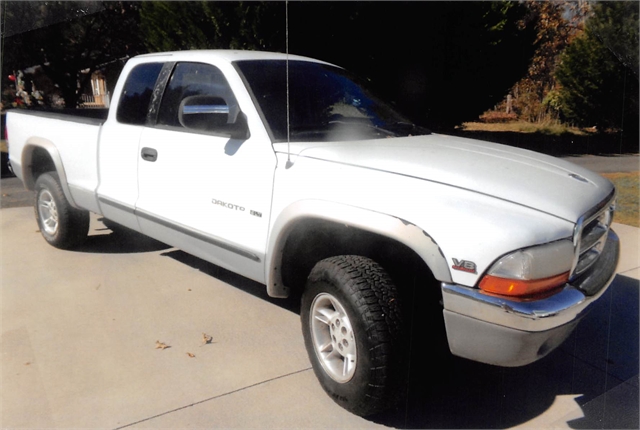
(113, 367), (313, 429)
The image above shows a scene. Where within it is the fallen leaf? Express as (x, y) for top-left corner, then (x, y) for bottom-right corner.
(186, 352), (196, 358)
(155, 340), (170, 350)
(202, 332), (213, 345)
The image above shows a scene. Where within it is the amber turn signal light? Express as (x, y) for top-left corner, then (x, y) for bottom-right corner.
(478, 272), (570, 298)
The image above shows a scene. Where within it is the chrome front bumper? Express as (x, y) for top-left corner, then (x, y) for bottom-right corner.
(441, 229), (620, 367)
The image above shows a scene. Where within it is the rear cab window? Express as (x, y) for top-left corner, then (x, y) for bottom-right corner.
(116, 63), (164, 125)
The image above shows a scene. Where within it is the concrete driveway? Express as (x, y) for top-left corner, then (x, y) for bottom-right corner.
(1, 208), (638, 429)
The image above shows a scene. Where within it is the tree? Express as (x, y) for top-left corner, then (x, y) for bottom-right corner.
(140, 1), (536, 130)
(5, 1), (538, 129)
(489, 0), (590, 123)
(2, 1), (146, 108)
(287, 1), (536, 130)
(555, 1), (639, 134)
(139, 2), (216, 52)
(587, 0), (639, 79)
(140, 1), (285, 53)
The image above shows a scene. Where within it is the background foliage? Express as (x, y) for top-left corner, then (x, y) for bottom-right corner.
(484, 1), (638, 145)
(138, 1), (535, 131)
(499, 0), (589, 123)
(1, 1), (534, 131)
(2, 1), (145, 107)
(1, 0), (638, 144)
(555, 1), (639, 135)
(140, 1), (285, 52)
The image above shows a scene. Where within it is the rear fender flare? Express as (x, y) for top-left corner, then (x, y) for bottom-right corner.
(22, 137), (78, 208)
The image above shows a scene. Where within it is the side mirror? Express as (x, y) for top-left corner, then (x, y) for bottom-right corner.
(178, 95), (249, 139)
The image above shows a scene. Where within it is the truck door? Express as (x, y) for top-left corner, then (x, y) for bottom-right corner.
(97, 62), (165, 231)
(135, 61), (277, 283)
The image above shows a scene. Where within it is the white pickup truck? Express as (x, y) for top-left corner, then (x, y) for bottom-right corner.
(7, 50), (619, 416)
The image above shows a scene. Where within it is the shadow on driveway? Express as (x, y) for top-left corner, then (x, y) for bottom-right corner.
(72, 220), (171, 254)
(71, 228), (640, 429)
(367, 274), (638, 429)
(159, 246), (639, 429)
(160, 249), (302, 315)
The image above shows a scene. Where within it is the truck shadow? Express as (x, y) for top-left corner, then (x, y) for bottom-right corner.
(160, 249), (302, 314)
(119, 243), (638, 429)
(73, 220), (172, 254)
(371, 273), (639, 429)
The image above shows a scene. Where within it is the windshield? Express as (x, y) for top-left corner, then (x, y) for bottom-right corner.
(235, 60), (430, 142)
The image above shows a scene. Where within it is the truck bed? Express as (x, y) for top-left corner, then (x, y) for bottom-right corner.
(10, 107), (109, 125)
(7, 109), (104, 213)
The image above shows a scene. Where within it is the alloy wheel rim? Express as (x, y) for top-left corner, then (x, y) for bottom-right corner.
(309, 292), (357, 383)
(38, 190), (59, 235)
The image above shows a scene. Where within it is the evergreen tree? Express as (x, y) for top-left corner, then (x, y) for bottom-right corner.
(555, 1), (638, 134)
(139, 1), (285, 53)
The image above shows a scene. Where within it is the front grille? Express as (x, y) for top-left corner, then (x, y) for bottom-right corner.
(571, 193), (616, 279)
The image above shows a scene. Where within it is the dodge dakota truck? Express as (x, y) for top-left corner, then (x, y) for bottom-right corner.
(7, 50), (619, 416)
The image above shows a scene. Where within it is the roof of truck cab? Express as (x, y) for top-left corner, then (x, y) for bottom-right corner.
(134, 49), (333, 66)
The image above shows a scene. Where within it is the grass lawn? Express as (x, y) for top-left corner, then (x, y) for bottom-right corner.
(602, 172), (639, 227)
(459, 121), (590, 136)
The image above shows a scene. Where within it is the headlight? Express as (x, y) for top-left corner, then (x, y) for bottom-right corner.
(478, 239), (574, 298)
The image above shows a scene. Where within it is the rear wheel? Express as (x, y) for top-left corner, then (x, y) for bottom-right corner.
(301, 255), (404, 416)
(34, 172), (89, 249)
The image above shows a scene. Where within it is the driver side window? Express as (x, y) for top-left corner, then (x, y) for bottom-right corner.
(157, 62), (238, 133)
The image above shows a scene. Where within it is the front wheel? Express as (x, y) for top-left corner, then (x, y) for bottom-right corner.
(34, 172), (89, 249)
(301, 255), (404, 416)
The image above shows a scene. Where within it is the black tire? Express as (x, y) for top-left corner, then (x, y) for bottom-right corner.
(301, 255), (404, 416)
(34, 172), (89, 249)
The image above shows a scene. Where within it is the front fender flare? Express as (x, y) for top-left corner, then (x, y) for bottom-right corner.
(265, 200), (452, 298)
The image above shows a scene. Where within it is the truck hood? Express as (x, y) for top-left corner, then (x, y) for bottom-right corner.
(276, 134), (614, 222)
